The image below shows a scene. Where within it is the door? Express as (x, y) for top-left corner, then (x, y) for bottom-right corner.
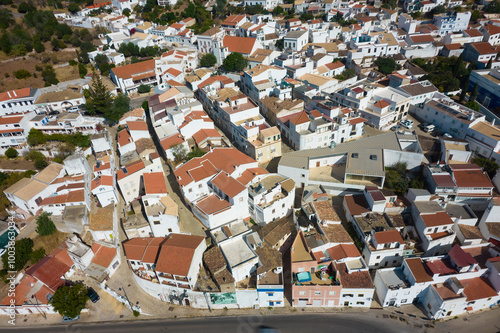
(185, 299), (190, 306)
(328, 300), (335, 307)
(313, 300), (322, 307)
(316, 161), (320, 167)
(297, 299), (307, 306)
(344, 301), (349, 306)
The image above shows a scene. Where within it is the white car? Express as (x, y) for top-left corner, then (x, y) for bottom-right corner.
(400, 120), (414, 129)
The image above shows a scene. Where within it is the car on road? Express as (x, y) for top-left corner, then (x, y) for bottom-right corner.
(62, 315), (80, 322)
(87, 287), (100, 303)
(391, 125), (402, 131)
(399, 119), (414, 129)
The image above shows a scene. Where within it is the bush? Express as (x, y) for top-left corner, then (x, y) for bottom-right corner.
(133, 310), (140, 317)
(222, 52), (248, 72)
(69, 59), (77, 66)
(30, 248), (46, 263)
(1, 238), (33, 271)
(36, 212), (56, 236)
(14, 69), (31, 79)
(200, 53), (217, 67)
(34, 158), (48, 170)
(137, 84), (151, 93)
(5, 147), (18, 158)
(375, 57), (397, 75)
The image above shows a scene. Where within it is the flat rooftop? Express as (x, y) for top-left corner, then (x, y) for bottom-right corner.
(220, 238), (256, 269)
(379, 267), (411, 290)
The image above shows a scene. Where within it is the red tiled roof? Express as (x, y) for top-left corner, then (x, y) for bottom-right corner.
(336, 262), (373, 289)
(432, 174), (456, 188)
(0, 115), (23, 125)
(25, 251), (71, 291)
(91, 243), (117, 268)
(374, 230), (404, 245)
(410, 34), (434, 44)
(0, 88), (32, 102)
(91, 175), (114, 190)
(223, 36), (256, 55)
(327, 244), (360, 261)
(1, 276), (36, 305)
(222, 14), (247, 26)
(143, 172), (167, 195)
(344, 194), (370, 216)
(374, 100), (391, 108)
(142, 238), (165, 263)
(155, 234), (205, 276)
(405, 258), (433, 283)
(452, 168), (493, 189)
(174, 148), (256, 187)
(485, 24), (500, 35)
(349, 117), (367, 125)
(111, 59), (155, 79)
(160, 134), (185, 151)
(236, 167), (269, 185)
(127, 120), (148, 131)
(165, 67), (182, 77)
(470, 42), (496, 55)
(195, 194), (232, 215)
(464, 29), (483, 37)
(289, 110), (310, 125)
(448, 244), (478, 268)
(325, 61), (345, 70)
(421, 211), (454, 227)
(117, 129), (133, 147)
(123, 238), (153, 261)
(192, 128), (222, 144)
(117, 160), (145, 180)
(462, 277), (498, 302)
(210, 172), (246, 198)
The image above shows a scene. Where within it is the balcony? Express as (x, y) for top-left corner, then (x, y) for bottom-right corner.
(293, 268), (339, 286)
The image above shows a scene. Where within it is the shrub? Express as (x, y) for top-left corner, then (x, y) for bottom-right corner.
(34, 158), (48, 170)
(5, 147), (18, 158)
(200, 53), (217, 67)
(137, 84), (151, 93)
(133, 310), (140, 317)
(30, 248), (46, 263)
(36, 212), (56, 236)
(69, 59), (77, 66)
(14, 69), (31, 79)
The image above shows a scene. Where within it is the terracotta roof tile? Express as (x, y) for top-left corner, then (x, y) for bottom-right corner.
(155, 234), (205, 276)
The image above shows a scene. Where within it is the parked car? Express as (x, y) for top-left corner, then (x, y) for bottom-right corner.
(49, 110), (60, 115)
(391, 125), (402, 131)
(422, 124), (435, 133)
(67, 106), (80, 112)
(62, 315), (80, 322)
(443, 133), (452, 138)
(87, 287), (100, 303)
(399, 119), (414, 129)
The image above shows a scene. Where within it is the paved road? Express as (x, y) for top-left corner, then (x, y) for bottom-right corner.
(3, 313), (417, 333)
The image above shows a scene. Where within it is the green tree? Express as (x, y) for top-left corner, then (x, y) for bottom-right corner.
(78, 63), (87, 78)
(0, 9), (14, 29)
(486, 0), (500, 13)
(94, 53), (112, 75)
(471, 10), (481, 21)
(18, 2), (35, 13)
(469, 82), (478, 103)
(465, 100), (480, 111)
(36, 212), (56, 236)
(123, 8), (131, 17)
(459, 75), (468, 102)
(273, 6), (284, 16)
(106, 94), (130, 123)
(452, 54), (463, 77)
(171, 143), (187, 163)
(200, 53), (217, 67)
(222, 52), (249, 72)
(473, 157), (499, 178)
(68, 2), (80, 14)
(375, 57), (397, 75)
(27, 129), (47, 146)
(275, 38), (284, 51)
(1, 238), (33, 271)
(14, 69), (31, 79)
(41, 66), (59, 86)
(33, 39), (45, 53)
(30, 248), (46, 263)
(5, 148), (18, 158)
(34, 158), (48, 169)
(51, 284), (89, 318)
(85, 69), (113, 116)
(486, 58), (492, 69)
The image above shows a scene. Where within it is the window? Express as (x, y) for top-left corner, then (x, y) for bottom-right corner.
(299, 291), (306, 295)
(130, 261), (135, 265)
(267, 292), (274, 296)
(401, 299), (407, 303)
(356, 302), (365, 305)
(315, 291), (321, 296)
(358, 294), (364, 297)
(188, 188), (193, 193)
(376, 256), (380, 259)
(298, 267), (305, 272)
(198, 184), (202, 188)
(329, 291), (336, 296)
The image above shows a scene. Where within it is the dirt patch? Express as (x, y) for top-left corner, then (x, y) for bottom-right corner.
(0, 157), (35, 171)
(32, 230), (69, 255)
(54, 64), (80, 83)
(0, 51), (78, 92)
